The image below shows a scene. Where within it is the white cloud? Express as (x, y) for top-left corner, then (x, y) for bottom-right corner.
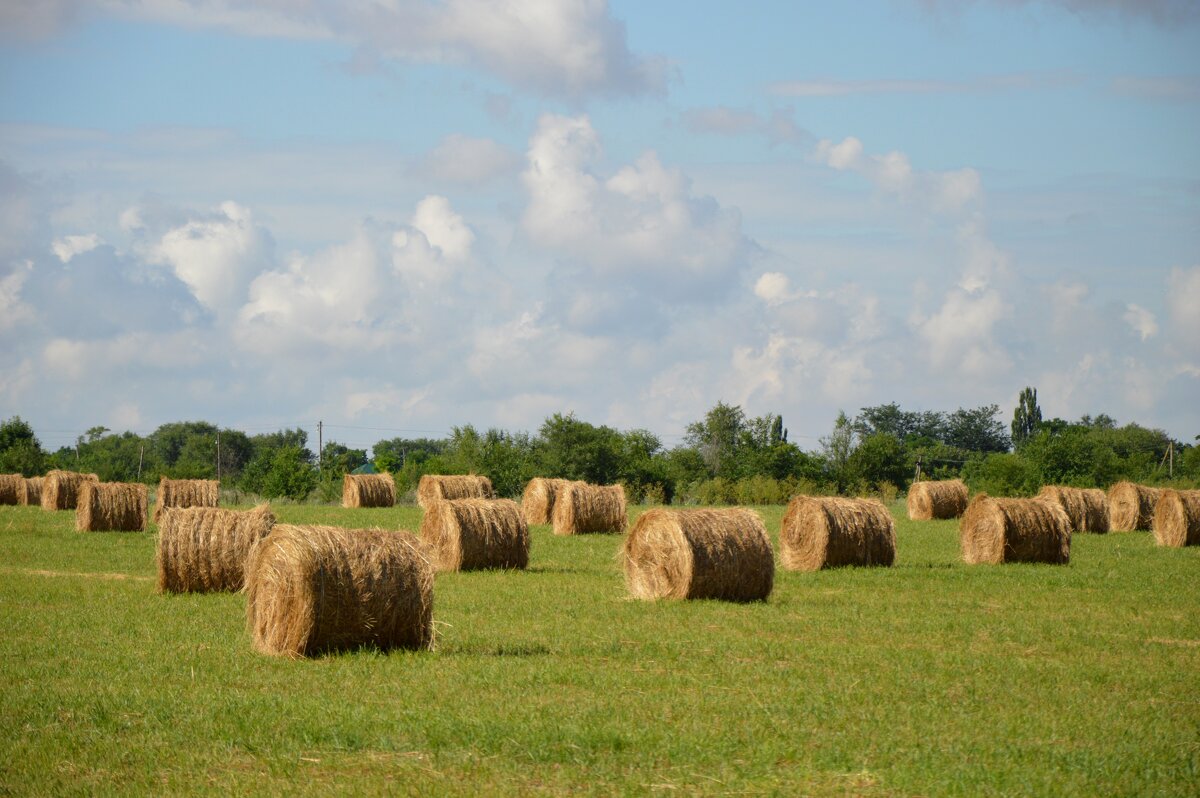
(912, 287), (1012, 377)
(815, 136), (980, 211)
(1166, 266), (1200, 352)
(0, 261), (34, 331)
(413, 134), (520, 186)
(410, 195), (474, 262)
(51, 233), (102, 263)
(1123, 303), (1158, 341)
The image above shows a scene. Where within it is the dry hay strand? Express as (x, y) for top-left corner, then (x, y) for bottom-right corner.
(1037, 485), (1110, 533)
(419, 498), (529, 571)
(342, 473), (396, 508)
(960, 494), (1071, 565)
(521, 477), (572, 524)
(157, 505), (276, 593)
(20, 476), (43, 506)
(76, 481), (147, 532)
(245, 524), (434, 658)
(906, 479), (968, 521)
(1152, 489), (1200, 548)
(0, 474), (22, 505)
(781, 496), (897, 571)
(153, 477), (219, 523)
(1107, 482), (1162, 531)
(551, 482), (627, 535)
(623, 508), (774, 602)
(41, 470), (99, 511)
(416, 474), (494, 509)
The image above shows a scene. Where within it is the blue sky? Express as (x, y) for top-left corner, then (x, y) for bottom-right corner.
(1, 0), (1197, 454)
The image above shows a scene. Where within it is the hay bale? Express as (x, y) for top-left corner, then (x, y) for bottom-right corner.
(622, 508), (774, 602)
(906, 479), (968, 520)
(245, 524), (434, 658)
(960, 494), (1071, 565)
(419, 498), (529, 571)
(40, 470), (98, 511)
(781, 496), (896, 571)
(342, 473), (396, 508)
(76, 481), (147, 532)
(1108, 482), (1162, 531)
(551, 482), (627, 535)
(20, 476), (43, 506)
(1037, 485), (1110, 533)
(521, 477), (572, 524)
(1152, 489), (1200, 548)
(153, 477), (219, 523)
(157, 505), (276, 593)
(416, 474), (494, 508)
(0, 474), (22, 505)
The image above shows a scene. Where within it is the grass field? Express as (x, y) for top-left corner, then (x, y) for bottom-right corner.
(1, 502), (1198, 796)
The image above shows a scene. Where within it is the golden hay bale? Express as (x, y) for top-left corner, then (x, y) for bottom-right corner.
(906, 479), (968, 520)
(1152, 489), (1200, 548)
(521, 477), (572, 524)
(1107, 482), (1162, 531)
(342, 473), (396, 508)
(1037, 485), (1110, 533)
(960, 494), (1071, 565)
(781, 496), (896, 571)
(623, 508), (774, 602)
(20, 476), (43, 506)
(157, 505), (276, 593)
(416, 474), (494, 508)
(551, 482), (627, 535)
(41, 470), (99, 511)
(76, 481), (147, 532)
(0, 474), (22, 505)
(419, 498), (529, 571)
(245, 524), (434, 658)
(153, 477), (219, 523)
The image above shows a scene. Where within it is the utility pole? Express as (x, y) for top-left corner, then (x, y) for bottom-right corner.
(317, 420), (323, 472)
(137, 444), (144, 480)
(913, 457), (922, 484)
(1169, 442), (1174, 479)
(216, 430), (222, 483)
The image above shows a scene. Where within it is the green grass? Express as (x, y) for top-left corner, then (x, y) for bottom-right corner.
(1, 502), (1198, 796)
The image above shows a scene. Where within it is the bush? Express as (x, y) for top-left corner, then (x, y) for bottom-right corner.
(961, 453), (1041, 496)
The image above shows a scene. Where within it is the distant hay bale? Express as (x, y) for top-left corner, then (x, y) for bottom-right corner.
(551, 482), (627, 535)
(245, 524), (434, 658)
(960, 494), (1071, 565)
(1108, 482), (1161, 531)
(781, 496), (897, 571)
(41, 470), (99, 511)
(416, 474), (494, 508)
(76, 481), (147, 532)
(521, 477), (572, 524)
(1037, 485), (1110, 533)
(906, 479), (968, 520)
(623, 508), (774, 602)
(419, 498), (529, 571)
(1152, 489), (1200, 548)
(342, 473), (396, 508)
(0, 474), (21, 505)
(154, 477), (219, 523)
(20, 476), (43, 506)
(157, 505), (276, 593)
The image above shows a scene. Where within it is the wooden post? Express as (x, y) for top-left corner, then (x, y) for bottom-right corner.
(216, 430), (221, 483)
(137, 444), (144, 480)
(317, 420), (323, 473)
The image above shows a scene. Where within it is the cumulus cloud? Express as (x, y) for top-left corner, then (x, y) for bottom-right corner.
(1123, 303), (1158, 341)
(412, 134), (520, 185)
(0, 261), (34, 331)
(815, 136), (981, 211)
(51, 233), (102, 263)
(409, 195), (474, 262)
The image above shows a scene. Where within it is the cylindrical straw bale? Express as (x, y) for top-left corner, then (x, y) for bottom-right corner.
(0, 474), (22, 505)
(623, 508), (774, 602)
(420, 498), (529, 571)
(521, 477), (572, 524)
(342, 473), (396, 508)
(245, 524), (434, 658)
(20, 476), (43, 506)
(41, 470), (99, 511)
(154, 477), (219, 523)
(1037, 485), (1110, 533)
(781, 496), (896, 571)
(76, 481), (147, 532)
(906, 479), (968, 520)
(416, 474), (494, 508)
(1152, 489), (1200, 548)
(551, 482), (627, 535)
(157, 505), (276, 593)
(960, 494), (1071, 565)
(1107, 482), (1161, 531)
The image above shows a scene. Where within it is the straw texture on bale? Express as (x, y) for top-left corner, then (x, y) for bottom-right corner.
(154, 477), (219, 523)
(906, 479), (969, 521)
(551, 482), (627, 535)
(41, 470), (98, 511)
(781, 496), (896, 571)
(245, 524), (434, 658)
(420, 498), (529, 571)
(20, 476), (43, 506)
(0, 474), (22, 505)
(157, 505), (276, 593)
(521, 477), (572, 524)
(416, 474), (494, 508)
(1037, 485), (1110, 533)
(1152, 489), (1200, 548)
(342, 473), (396, 508)
(623, 508), (774, 602)
(960, 494), (1071, 565)
(1108, 482), (1162, 531)
(76, 481), (147, 532)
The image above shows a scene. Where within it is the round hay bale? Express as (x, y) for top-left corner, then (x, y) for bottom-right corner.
(905, 479), (968, 520)
(416, 474), (494, 509)
(420, 498), (529, 571)
(157, 505), (276, 593)
(342, 473), (396, 508)
(623, 508), (774, 602)
(521, 477), (572, 524)
(1107, 482), (1161, 531)
(76, 481), (147, 532)
(245, 524), (434, 658)
(0, 474), (22, 505)
(960, 494), (1071, 565)
(1037, 485), (1110, 533)
(20, 476), (43, 506)
(551, 482), (627, 535)
(781, 496), (896, 571)
(154, 477), (219, 523)
(1152, 489), (1200, 548)
(41, 470), (99, 511)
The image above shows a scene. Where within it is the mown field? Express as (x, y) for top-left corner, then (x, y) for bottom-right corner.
(1, 502), (1197, 796)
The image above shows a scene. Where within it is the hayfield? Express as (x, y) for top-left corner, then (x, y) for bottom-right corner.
(1, 502), (1197, 796)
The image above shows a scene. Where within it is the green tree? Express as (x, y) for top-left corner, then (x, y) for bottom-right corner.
(260, 446), (317, 500)
(846, 432), (910, 490)
(1011, 387), (1042, 449)
(0, 416), (46, 476)
(684, 401), (746, 478)
(537, 413), (623, 484)
(820, 411), (855, 491)
(944, 405), (1009, 453)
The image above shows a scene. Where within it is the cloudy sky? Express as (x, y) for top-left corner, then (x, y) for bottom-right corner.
(1, 0), (1197, 453)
